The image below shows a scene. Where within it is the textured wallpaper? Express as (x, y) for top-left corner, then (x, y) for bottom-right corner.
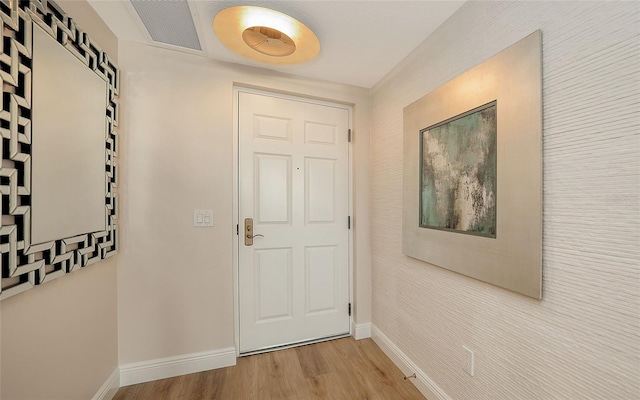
(370, 1), (639, 399)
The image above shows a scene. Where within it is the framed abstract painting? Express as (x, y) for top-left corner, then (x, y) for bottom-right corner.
(403, 31), (542, 299)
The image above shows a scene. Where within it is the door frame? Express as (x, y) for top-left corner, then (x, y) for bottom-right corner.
(232, 85), (354, 357)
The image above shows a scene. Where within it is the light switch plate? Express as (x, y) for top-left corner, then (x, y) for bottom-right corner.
(194, 209), (214, 227)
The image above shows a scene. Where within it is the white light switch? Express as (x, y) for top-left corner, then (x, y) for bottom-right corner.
(194, 210), (214, 227)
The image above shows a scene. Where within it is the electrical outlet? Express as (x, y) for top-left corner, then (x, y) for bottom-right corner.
(463, 346), (475, 376)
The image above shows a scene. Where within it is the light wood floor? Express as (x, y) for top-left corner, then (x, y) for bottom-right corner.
(114, 337), (426, 400)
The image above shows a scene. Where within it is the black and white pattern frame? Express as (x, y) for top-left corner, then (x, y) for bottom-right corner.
(0, 0), (119, 300)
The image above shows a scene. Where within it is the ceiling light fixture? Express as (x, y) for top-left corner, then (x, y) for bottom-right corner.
(213, 6), (320, 65)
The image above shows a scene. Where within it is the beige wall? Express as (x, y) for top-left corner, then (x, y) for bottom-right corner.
(1, 260), (118, 400)
(117, 41), (371, 364)
(371, 1), (639, 399)
(0, 2), (119, 399)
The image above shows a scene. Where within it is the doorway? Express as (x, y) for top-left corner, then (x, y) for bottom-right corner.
(236, 88), (352, 354)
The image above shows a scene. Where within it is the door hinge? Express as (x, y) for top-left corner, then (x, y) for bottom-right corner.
(348, 129), (352, 142)
(348, 216), (351, 229)
(348, 303), (352, 316)
(236, 224), (239, 235)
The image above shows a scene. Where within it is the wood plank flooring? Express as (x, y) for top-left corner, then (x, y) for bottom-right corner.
(114, 337), (426, 400)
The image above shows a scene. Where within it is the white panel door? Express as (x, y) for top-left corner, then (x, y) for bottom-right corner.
(238, 91), (350, 353)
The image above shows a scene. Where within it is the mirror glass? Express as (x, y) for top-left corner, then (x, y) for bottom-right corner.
(31, 24), (107, 244)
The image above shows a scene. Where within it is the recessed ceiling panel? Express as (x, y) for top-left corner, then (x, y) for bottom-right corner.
(130, 0), (201, 50)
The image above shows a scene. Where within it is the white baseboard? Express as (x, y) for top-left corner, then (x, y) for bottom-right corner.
(92, 368), (120, 400)
(352, 322), (372, 340)
(372, 325), (452, 400)
(119, 347), (236, 387)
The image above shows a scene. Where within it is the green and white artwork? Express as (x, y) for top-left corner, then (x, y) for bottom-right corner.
(420, 101), (497, 237)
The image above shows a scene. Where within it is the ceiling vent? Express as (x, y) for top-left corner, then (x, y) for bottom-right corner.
(130, 0), (201, 51)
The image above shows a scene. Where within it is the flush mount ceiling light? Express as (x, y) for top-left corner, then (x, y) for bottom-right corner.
(213, 6), (320, 65)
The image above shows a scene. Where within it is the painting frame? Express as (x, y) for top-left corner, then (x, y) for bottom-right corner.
(402, 31), (542, 299)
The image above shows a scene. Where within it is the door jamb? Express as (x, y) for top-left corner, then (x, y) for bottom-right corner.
(232, 85), (354, 357)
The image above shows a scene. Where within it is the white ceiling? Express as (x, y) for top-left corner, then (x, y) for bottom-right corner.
(88, 0), (465, 88)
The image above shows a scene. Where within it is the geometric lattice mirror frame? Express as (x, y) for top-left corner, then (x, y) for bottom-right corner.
(1, 0), (118, 300)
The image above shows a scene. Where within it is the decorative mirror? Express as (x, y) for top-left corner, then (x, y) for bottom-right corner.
(0, 0), (119, 300)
